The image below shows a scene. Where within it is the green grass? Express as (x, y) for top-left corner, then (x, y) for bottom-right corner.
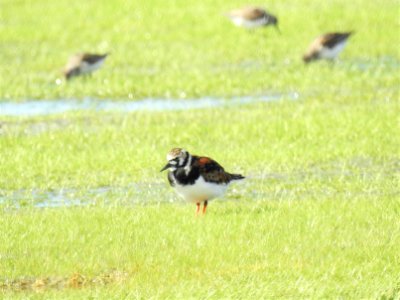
(1, 99), (398, 191)
(0, 0), (399, 99)
(1, 100), (399, 298)
(1, 0), (400, 298)
(1, 198), (399, 299)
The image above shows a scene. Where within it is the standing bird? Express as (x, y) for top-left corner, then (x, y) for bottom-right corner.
(160, 148), (245, 214)
(226, 6), (279, 31)
(63, 53), (109, 80)
(303, 32), (353, 63)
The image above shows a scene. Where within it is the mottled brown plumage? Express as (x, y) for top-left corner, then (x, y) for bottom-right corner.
(303, 32), (353, 63)
(226, 6), (278, 30)
(192, 156), (242, 184)
(319, 32), (353, 48)
(228, 7), (269, 21)
(63, 53), (109, 80)
(161, 148), (244, 214)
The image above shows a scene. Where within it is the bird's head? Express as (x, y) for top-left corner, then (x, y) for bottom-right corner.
(302, 52), (317, 63)
(64, 68), (79, 80)
(160, 148), (191, 172)
(269, 15), (278, 26)
(268, 15), (280, 33)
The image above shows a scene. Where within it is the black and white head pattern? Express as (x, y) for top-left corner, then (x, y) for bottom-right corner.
(166, 148), (192, 171)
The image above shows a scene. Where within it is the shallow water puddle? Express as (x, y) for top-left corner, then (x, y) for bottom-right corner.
(0, 93), (299, 117)
(1, 161), (397, 209)
(0, 183), (169, 208)
(349, 56), (400, 71)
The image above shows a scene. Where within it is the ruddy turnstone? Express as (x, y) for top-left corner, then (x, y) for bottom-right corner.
(226, 6), (279, 31)
(160, 148), (245, 214)
(303, 32), (353, 63)
(63, 53), (109, 80)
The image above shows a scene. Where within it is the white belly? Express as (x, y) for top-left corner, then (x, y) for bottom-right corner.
(319, 41), (347, 60)
(80, 59), (105, 74)
(174, 177), (228, 203)
(231, 17), (266, 29)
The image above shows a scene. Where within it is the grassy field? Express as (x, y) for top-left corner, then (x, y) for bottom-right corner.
(0, 0), (399, 99)
(1, 101), (399, 298)
(1, 0), (400, 298)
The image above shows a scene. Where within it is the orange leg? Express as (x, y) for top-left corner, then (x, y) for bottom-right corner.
(196, 202), (200, 215)
(202, 201), (208, 214)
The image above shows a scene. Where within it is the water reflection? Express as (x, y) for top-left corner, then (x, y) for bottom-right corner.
(0, 93), (300, 117)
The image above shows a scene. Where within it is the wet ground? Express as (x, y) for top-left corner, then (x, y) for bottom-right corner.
(1, 158), (398, 209)
(0, 93), (299, 117)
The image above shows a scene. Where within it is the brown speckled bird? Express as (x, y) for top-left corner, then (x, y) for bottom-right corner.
(226, 6), (279, 31)
(303, 32), (353, 63)
(161, 148), (245, 214)
(63, 53), (109, 80)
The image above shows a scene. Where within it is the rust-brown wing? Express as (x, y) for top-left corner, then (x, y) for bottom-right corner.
(194, 156), (242, 184)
